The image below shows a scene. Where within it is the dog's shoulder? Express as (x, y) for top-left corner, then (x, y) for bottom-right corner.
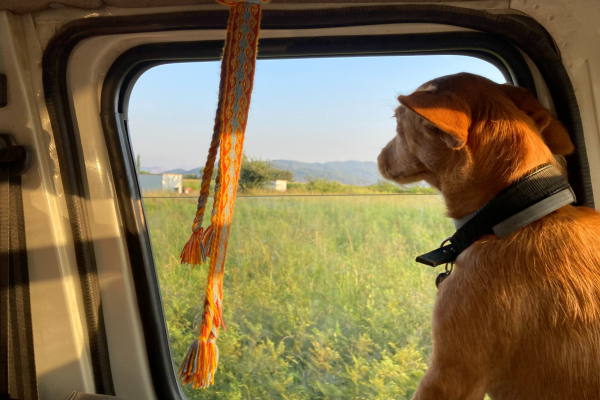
(445, 205), (600, 326)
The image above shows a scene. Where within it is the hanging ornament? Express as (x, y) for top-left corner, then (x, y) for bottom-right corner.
(178, 0), (270, 389)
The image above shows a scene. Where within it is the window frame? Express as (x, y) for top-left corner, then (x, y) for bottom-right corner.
(43, 7), (592, 399)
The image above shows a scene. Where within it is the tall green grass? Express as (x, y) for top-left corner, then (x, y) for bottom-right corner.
(180, 178), (438, 196)
(143, 194), (454, 399)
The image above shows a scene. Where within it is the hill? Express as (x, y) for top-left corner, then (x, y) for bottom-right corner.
(140, 166), (169, 174)
(141, 166), (201, 175)
(272, 160), (380, 186)
(144, 161), (382, 186)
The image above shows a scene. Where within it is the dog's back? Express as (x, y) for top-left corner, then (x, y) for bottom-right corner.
(450, 205), (600, 399)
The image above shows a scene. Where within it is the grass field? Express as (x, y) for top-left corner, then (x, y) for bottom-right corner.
(143, 193), (454, 399)
(181, 178), (439, 196)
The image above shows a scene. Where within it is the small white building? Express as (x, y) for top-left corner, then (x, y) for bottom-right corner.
(267, 180), (287, 192)
(138, 173), (182, 194)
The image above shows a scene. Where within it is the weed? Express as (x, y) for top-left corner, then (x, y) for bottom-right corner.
(144, 194), (453, 399)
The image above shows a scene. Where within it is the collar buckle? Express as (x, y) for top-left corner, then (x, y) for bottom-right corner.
(415, 237), (458, 267)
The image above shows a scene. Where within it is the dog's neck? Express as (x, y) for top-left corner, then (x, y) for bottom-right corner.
(435, 171), (518, 220)
(448, 155), (567, 226)
(430, 118), (561, 220)
(436, 152), (558, 220)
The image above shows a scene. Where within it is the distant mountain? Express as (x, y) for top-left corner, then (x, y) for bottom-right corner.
(140, 166), (169, 174)
(142, 167), (202, 176)
(273, 160), (381, 186)
(163, 168), (200, 175)
(144, 161), (384, 186)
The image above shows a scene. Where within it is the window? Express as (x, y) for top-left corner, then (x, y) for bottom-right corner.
(128, 55), (504, 399)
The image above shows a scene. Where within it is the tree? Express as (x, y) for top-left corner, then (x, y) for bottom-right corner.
(238, 154), (293, 190)
(136, 154), (150, 175)
(271, 168), (293, 181)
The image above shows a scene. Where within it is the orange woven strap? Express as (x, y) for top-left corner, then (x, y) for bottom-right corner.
(179, 0), (269, 389)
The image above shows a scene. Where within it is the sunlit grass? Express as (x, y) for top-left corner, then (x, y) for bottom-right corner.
(177, 178), (439, 197)
(144, 194), (454, 399)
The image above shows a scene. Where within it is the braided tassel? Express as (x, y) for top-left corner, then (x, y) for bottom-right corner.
(178, 0), (269, 389)
(179, 0), (231, 267)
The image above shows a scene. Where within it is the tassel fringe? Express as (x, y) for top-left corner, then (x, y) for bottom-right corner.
(178, 293), (223, 388)
(180, 227), (205, 266)
(180, 224), (217, 266)
(178, 338), (219, 389)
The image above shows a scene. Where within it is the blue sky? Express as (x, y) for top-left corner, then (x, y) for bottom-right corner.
(128, 55), (505, 171)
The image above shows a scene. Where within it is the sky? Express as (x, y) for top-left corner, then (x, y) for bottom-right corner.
(128, 55), (505, 171)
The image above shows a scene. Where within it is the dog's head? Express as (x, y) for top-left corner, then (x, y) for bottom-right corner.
(378, 73), (574, 217)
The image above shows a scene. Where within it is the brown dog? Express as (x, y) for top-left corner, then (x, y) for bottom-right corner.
(378, 73), (600, 400)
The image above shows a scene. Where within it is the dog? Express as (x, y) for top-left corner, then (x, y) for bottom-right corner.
(378, 73), (600, 400)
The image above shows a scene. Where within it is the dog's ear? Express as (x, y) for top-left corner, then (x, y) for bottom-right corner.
(500, 84), (574, 155)
(398, 90), (470, 149)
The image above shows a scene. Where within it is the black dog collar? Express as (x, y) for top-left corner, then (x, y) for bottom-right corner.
(416, 164), (575, 268)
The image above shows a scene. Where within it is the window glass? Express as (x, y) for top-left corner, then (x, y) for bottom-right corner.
(129, 55), (504, 399)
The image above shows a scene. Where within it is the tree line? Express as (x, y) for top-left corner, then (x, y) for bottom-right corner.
(181, 155), (293, 190)
(137, 153), (293, 189)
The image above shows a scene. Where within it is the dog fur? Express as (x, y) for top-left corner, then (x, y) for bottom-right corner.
(378, 73), (600, 400)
